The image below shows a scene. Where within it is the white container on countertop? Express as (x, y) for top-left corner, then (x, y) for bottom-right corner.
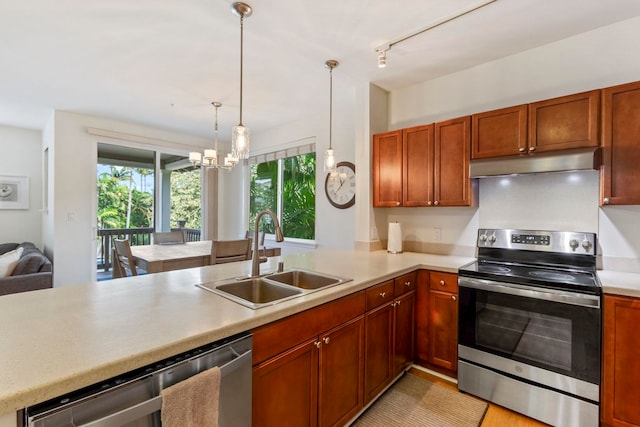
(387, 222), (403, 254)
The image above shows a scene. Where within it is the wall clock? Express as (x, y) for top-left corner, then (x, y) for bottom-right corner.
(325, 161), (356, 209)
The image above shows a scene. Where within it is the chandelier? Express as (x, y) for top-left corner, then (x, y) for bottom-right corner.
(189, 102), (238, 169)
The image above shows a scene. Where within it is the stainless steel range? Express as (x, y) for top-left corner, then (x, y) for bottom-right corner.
(457, 229), (601, 427)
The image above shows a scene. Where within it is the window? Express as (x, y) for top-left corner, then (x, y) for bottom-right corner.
(249, 153), (315, 240)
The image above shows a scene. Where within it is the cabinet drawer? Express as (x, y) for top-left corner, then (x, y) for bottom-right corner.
(252, 291), (365, 365)
(366, 280), (395, 310)
(394, 272), (416, 296)
(429, 271), (458, 293)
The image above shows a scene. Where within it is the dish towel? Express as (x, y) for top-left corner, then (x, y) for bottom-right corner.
(160, 366), (221, 427)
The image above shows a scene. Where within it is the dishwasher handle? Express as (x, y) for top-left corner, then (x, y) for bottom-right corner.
(77, 347), (252, 427)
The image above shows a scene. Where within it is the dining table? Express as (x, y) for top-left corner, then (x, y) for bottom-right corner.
(130, 240), (212, 274)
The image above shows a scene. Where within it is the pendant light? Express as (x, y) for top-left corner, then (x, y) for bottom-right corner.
(231, 2), (252, 160)
(189, 102), (238, 169)
(324, 59), (339, 175)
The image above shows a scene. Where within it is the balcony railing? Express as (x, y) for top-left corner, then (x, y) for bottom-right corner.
(97, 227), (201, 272)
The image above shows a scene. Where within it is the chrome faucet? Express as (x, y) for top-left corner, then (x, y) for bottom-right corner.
(251, 209), (284, 277)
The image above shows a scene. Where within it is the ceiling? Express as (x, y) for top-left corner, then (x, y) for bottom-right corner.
(2, 0), (640, 142)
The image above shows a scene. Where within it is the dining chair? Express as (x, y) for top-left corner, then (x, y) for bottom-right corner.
(152, 230), (186, 245)
(210, 239), (252, 265)
(113, 238), (139, 276)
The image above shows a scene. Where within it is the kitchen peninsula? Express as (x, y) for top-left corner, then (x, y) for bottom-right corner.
(0, 249), (472, 427)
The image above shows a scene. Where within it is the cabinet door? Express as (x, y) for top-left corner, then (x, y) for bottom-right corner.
(472, 104), (528, 159)
(393, 291), (415, 376)
(529, 90), (600, 153)
(602, 295), (640, 427)
(601, 81), (640, 206)
(434, 116), (472, 206)
(373, 130), (403, 207)
(428, 290), (458, 372)
(318, 316), (364, 427)
(414, 270), (430, 364)
(402, 124), (433, 206)
(364, 302), (393, 403)
(253, 338), (319, 427)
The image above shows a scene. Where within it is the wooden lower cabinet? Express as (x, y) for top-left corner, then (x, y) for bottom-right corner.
(602, 294), (640, 427)
(363, 301), (393, 403)
(415, 270), (459, 375)
(253, 316), (364, 427)
(364, 273), (416, 404)
(253, 338), (319, 426)
(253, 273), (417, 426)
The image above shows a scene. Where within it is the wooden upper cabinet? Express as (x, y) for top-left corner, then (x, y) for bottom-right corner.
(601, 81), (640, 206)
(373, 118), (472, 208)
(373, 130), (403, 207)
(403, 124), (434, 207)
(472, 104), (528, 159)
(435, 116), (473, 206)
(529, 89), (600, 153)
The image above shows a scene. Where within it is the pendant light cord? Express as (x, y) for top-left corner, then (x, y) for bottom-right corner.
(329, 66), (333, 150)
(239, 14), (244, 126)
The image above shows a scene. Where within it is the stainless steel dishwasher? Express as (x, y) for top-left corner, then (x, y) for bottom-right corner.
(22, 332), (252, 427)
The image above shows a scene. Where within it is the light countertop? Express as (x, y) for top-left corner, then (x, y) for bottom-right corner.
(2, 248), (638, 420)
(0, 249), (472, 417)
(598, 269), (640, 298)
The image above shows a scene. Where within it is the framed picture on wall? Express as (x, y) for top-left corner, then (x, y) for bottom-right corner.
(0, 175), (28, 209)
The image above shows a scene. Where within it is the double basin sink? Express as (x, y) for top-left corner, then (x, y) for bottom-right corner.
(197, 269), (352, 309)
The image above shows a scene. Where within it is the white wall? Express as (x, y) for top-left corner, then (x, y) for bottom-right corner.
(252, 92), (357, 251)
(379, 15), (640, 269)
(0, 125), (43, 246)
(46, 111), (211, 286)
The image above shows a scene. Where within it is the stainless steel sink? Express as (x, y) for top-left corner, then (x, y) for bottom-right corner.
(266, 269), (347, 290)
(197, 278), (303, 309)
(197, 269), (351, 309)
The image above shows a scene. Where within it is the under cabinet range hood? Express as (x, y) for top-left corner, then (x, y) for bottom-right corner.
(469, 147), (601, 178)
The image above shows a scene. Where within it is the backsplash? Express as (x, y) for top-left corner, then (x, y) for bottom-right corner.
(374, 170), (640, 273)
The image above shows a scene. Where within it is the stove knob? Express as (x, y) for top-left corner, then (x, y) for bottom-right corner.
(488, 233), (497, 244)
(479, 233), (488, 243)
(569, 239), (579, 251)
(581, 240), (593, 252)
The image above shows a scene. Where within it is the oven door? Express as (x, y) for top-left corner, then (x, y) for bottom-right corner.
(458, 276), (601, 386)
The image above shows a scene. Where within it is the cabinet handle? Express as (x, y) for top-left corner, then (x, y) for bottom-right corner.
(428, 201), (432, 206)
(434, 201), (439, 206)
(451, 295), (457, 301)
(379, 291), (386, 298)
(518, 147), (526, 153)
(440, 280), (446, 286)
(323, 337), (330, 345)
(396, 300), (401, 306)
(404, 281), (411, 287)
(528, 146), (536, 152)
(391, 301), (397, 307)
(396, 201), (401, 206)
(315, 341), (322, 348)
(603, 198), (610, 205)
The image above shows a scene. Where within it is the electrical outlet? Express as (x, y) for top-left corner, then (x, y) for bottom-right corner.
(433, 227), (442, 241)
(371, 227), (379, 240)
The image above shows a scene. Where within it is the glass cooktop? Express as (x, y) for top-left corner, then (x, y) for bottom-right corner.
(459, 260), (601, 294)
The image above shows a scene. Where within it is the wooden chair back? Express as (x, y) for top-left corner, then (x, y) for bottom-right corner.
(113, 238), (138, 276)
(211, 239), (252, 265)
(153, 231), (186, 244)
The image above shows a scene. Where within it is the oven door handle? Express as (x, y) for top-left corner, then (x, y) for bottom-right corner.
(458, 277), (600, 308)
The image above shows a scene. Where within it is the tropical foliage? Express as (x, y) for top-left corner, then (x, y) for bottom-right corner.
(97, 166), (153, 229)
(97, 166), (201, 230)
(249, 153), (315, 240)
(170, 169), (201, 229)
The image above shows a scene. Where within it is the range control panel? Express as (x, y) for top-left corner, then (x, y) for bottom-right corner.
(477, 229), (596, 254)
(511, 234), (550, 245)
